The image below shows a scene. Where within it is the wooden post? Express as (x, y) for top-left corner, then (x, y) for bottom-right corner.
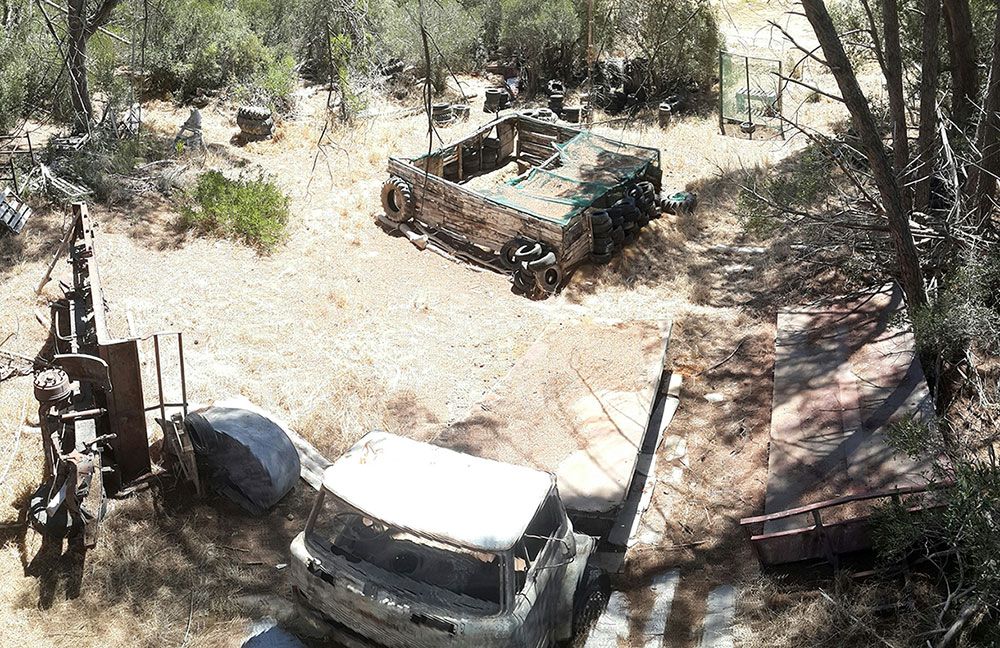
(812, 509), (838, 568)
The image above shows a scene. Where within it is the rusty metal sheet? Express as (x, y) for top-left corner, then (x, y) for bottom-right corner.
(763, 284), (934, 540)
(431, 318), (670, 522)
(99, 339), (150, 485)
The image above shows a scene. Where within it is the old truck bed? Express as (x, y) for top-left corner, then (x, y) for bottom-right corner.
(430, 318), (671, 536)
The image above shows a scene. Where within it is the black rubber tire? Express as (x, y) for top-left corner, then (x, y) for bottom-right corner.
(623, 229), (639, 245)
(500, 239), (528, 271)
(237, 115), (274, 136)
(610, 226), (624, 243)
(513, 242), (543, 263)
(535, 264), (563, 293)
(381, 176), (414, 223)
(590, 251), (614, 265)
(526, 251), (557, 272)
(29, 482), (83, 539)
(592, 219), (612, 234)
(609, 213), (624, 227)
(571, 567), (611, 645)
(593, 236), (613, 249)
(593, 240), (615, 255)
(238, 105), (271, 121)
(512, 269), (534, 294)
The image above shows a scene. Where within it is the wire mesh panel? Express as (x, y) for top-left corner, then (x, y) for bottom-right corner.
(719, 51), (783, 136)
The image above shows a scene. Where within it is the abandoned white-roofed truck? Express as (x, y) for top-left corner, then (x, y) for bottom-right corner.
(290, 431), (610, 648)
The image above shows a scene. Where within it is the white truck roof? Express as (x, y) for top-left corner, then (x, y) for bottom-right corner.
(322, 431), (555, 552)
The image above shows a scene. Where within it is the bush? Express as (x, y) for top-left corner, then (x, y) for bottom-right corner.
(498, 0), (578, 82)
(614, 0), (721, 93)
(910, 260), (1000, 361)
(376, 0), (483, 90)
(181, 169), (290, 251)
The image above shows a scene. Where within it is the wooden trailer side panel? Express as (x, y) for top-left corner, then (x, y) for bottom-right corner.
(388, 158), (564, 254)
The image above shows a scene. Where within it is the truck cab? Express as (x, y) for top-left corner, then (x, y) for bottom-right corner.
(289, 431), (608, 648)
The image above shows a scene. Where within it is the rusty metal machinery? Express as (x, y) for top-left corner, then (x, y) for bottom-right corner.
(30, 202), (193, 546)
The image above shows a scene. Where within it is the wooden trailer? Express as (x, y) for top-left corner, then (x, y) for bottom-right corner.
(380, 113), (663, 295)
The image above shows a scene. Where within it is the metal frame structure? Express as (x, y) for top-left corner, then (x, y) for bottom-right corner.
(739, 482), (949, 567)
(33, 202), (191, 545)
(718, 50), (784, 138)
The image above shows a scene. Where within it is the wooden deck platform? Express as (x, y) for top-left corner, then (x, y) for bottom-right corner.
(763, 284), (934, 535)
(431, 318), (671, 531)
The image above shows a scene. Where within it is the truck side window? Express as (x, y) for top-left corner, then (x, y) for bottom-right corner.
(513, 492), (563, 592)
(522, 493), (560, 562)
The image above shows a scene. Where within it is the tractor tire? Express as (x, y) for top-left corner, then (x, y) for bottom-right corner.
(381, 176), (414, 223)
(237, 115), (274, 136)
(610, 226), (624, 244)
(238, 105), (271, 121)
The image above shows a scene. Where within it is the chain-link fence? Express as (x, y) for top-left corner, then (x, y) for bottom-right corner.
(719, 51), (784, 137)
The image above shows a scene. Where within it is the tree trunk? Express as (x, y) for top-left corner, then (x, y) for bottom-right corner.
(882, 0), (911, 213)
(970, 3), (1000, 228)
(914, 0), (942, 214)
(942, 0), (978, 131)
(67, 0), (93, 130)
(65, 0), (122, 132)
(801, 0), (928, 311)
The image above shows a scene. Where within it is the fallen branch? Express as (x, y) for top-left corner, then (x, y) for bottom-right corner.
(696, 338), (748, 377)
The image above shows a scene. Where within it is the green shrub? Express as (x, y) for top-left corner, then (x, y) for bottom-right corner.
(375, 0), (483, 90)
(498, 0), (578, 82)
(234, 53), (298, 114)
(181, 169), (290, 251)
(614, 0), (722, 93)
(911, 260), (1000, 361)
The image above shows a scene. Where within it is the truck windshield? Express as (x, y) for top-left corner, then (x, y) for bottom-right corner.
(309, 492), (504, 614)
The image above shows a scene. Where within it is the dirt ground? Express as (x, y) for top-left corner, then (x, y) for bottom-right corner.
(0, 3), (861, 646)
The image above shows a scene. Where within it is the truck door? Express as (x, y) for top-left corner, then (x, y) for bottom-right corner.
(509, 493), (570, 648)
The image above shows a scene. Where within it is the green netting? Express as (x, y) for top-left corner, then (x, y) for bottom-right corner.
(481, 131), (658, 224)
(720, 51), (783, 132)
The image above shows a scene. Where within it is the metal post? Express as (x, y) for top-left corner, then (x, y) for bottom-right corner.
(718, 50), (725, 135)
(177, 332), (188, 418)
(745, 56), (753, 138)
(153, 334), (165, 423)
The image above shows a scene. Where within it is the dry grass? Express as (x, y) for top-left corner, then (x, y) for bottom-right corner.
(0, 7), (859, 645)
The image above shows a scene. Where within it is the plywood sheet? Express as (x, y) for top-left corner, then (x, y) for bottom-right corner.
(432, 319), (671, 516)
(764, 284), (934, 532)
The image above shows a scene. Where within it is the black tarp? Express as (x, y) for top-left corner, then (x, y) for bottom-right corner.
(185, 407), (300, 515)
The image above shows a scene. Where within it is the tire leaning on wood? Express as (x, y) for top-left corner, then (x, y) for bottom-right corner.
(381, 176), (414, 223)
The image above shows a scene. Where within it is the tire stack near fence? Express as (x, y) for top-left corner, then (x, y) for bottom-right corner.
(499, 240), (563, 297)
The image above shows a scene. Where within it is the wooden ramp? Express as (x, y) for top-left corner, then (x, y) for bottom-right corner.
(431, 318), (671, 532)
(751, 285), (935, 563)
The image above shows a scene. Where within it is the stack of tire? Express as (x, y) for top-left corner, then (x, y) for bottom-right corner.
(453, 104), (471, 121)
(432, 102), (455, 125)
(484, 88), (511, 113)
(589, 181), (660, 264)
(548, 93), (564, 117)
(237, 105), (274, 139)
(521, 108), (557, 123)
(500, 239), (563, 297)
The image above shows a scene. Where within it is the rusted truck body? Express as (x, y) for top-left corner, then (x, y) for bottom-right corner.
(290, 432), (608, 648)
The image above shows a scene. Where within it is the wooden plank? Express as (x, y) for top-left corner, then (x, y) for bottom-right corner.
(432, 319), (671, 521)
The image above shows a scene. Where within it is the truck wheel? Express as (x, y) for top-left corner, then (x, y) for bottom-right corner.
(571, 567), (610, 645)
(381, 176), (413, 223)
